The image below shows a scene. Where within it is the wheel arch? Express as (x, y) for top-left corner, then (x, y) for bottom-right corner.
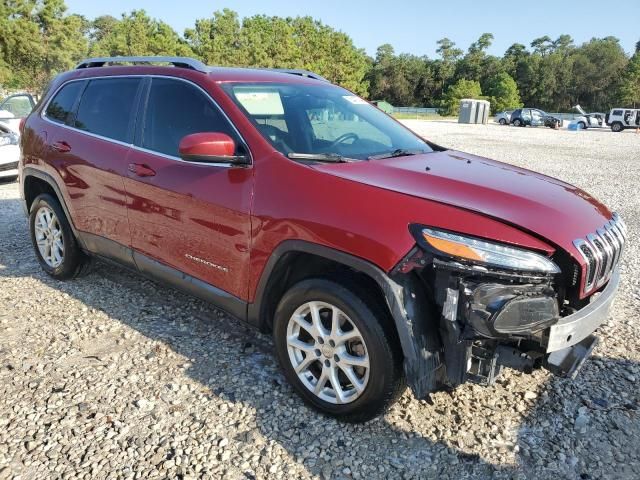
(21, 168), (83, 244)
(249, 240), (440, 398)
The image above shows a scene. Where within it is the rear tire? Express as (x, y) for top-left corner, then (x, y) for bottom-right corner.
(273, 278), (404, 422)
(29, 193), (91, 279)
(578, 121), (587, 130)
(611, 122), (623, 133)
(513, 119), (523, 127)
(498, 118), (507, 125)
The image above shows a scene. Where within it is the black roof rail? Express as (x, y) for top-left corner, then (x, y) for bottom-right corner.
(75, 56), (209, 73)
(75, 57), (329, 82)
(270, 69), (329, 82)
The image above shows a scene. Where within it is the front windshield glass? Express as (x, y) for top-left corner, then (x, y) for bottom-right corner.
(221, 82), (432, 160)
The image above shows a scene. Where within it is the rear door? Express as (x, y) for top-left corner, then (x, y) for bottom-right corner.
(43, 77), (143, 264)
(124, 77), (253, 300)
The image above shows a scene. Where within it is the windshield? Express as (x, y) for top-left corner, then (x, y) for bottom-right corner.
(222, 82), (432, 160)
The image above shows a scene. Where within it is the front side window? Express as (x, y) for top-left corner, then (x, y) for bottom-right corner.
(141, 78), (236, 157)
(222, 82), (431, 160)
(74, 78), (141, 142)
(45, 82), (84, 124)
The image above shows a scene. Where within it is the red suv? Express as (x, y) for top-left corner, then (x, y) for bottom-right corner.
(19, 56), (626, 422)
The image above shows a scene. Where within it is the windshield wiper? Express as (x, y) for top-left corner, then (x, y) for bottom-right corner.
(367, 148), (426, 160)
(287, 152), (355, 163)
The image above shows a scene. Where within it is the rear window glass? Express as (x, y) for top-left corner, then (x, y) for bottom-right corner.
(74, 78), (141, 142)
(45, 82), (83, 124)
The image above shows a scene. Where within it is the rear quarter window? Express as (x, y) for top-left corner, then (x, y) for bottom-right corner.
(612, 110), (623, 116)
(45, 82), (84, 124)
(74, 78), (142, 143)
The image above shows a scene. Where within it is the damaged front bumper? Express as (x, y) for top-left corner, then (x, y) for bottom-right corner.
(387, 249), (620, 398)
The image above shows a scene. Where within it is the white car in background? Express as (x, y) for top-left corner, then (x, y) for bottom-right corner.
(0, 93), (34, 182)
(494, 110), (513, 125)
(573, 105), (606, 129)
(0, 122), (20, 181)
(0, 93), (35, 132)
(606, 108), (640, 132)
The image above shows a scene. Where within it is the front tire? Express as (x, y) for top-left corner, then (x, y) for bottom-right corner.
(513, 119), (523, 127)
(273, 278), (404, 422)
(29, 193), (91, 279)
(498, 118), (507, 125)
(578, 121), (587, 130)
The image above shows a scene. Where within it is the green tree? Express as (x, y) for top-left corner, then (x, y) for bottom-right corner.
(531, 36), (553, 56)
(1, 0), (88, 91)
(570, 37), (628, 110)
(434, 38), (463, 98)
(457, 33), (497, 84)
(486, 72), (522, 113)
(439, 79), (482, 116)
(185, 10), (369, 95)
(618, 52), (640, 107)
(184, 8), (242, 66)
(89, 10), (193, 57)
(367, 45), (436, 106)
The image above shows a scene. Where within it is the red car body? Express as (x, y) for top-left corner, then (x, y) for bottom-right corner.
(19, 61), (625, 399)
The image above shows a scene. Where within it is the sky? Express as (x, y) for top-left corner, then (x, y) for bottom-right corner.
(65, 0), (640, 57)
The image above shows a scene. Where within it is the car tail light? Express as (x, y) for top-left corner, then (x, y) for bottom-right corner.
(19, 117), (26, 135)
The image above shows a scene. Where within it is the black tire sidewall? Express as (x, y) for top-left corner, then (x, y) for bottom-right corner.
(29, 194), (83, 279)
(499, 118), (506, 125)
(612, 122), (622, 132)
(273, 278), (401, 421)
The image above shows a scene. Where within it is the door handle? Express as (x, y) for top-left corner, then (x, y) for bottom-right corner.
(128, 163), (156, 177)
(51, 141), (71, 153)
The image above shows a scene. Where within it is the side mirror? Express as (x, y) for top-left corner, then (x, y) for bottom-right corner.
(178, 132), (249, 165)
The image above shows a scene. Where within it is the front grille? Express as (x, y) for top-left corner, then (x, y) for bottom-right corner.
(0, 161), (18, 172)
(573, 213), (627, 295)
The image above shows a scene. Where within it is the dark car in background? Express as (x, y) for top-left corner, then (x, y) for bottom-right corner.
(510, 108), (563, 129)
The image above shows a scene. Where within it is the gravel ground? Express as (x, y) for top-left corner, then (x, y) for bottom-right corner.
(1, 122), (639, 480)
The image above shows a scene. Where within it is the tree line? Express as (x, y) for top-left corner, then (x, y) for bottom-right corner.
(2, 0), (639, 113)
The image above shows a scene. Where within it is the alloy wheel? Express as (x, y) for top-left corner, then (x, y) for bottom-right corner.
(34, 206), (64, 268)
(286, 301), (370, 404)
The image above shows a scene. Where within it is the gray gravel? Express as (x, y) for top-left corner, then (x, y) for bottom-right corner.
(1, 122), (639, 479)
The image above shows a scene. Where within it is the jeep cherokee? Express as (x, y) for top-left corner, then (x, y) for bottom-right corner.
(19, 56), (626, 422)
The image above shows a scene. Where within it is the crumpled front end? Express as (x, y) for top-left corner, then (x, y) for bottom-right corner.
(388, 217), (626, 399)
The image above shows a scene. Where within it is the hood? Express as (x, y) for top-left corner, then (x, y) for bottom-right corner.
(314, 150), (612, 255)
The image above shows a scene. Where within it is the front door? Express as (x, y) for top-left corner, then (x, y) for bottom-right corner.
(124, 77), (253, 300)
(530, 109), (544, 126)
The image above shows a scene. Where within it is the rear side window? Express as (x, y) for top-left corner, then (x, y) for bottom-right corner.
(74, 78), (141, 142)
(612, 110), (623, 116)
(45, 82), (83, 124)
(141, 78), (236, 157)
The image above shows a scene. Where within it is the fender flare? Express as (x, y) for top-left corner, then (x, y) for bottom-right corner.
(21, 167), (84, 246)
(248, 240), (439, 397)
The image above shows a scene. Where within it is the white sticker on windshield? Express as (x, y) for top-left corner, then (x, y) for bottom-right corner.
(342, 95), (368, 105)
(235, 89), (285, 115)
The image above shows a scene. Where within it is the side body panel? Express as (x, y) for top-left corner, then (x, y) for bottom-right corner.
(124, 150), (254, 300)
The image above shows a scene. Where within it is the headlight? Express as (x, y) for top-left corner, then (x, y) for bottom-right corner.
(414, 227), (560, 274)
